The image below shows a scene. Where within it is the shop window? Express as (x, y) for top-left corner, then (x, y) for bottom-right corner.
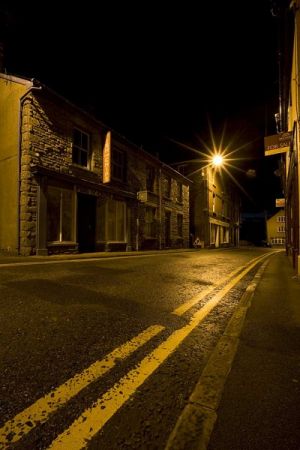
(47, 186), (74, 242)
(210, 223), (216, 244)
(107, 199), (126, 241)
(72, 128), (90, 168)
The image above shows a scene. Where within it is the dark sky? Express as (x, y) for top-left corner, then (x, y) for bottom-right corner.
(0, 1), (284, 212)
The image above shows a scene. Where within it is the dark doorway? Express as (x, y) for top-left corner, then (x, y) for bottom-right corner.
(77, 193), (96, 252)
(165, 211), (171, 248)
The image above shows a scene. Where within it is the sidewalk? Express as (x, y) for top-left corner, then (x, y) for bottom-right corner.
(207, 251), (300, 450)
(0, 248), (195, 265)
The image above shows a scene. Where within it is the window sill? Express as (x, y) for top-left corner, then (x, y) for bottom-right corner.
(70, 163), (93, 172)
(47, 241), (77, 247)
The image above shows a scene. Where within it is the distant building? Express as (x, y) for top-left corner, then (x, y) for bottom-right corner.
(179, 165), (240, 248)
(0, 73), (191, 255)
(266, 209), (285, 247)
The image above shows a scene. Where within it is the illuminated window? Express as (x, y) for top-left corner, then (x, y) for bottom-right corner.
(72, 128), (90, 167)
(271, 237), (285, 244)
(47, 186), (74, 242)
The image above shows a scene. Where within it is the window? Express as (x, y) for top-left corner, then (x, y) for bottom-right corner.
(107, 199), (126, 241)
(145, 207), (156, 236)
(163, 177), (171, 198)
(277, 226), (285, 233)
(210, 223), (216, 244)
(177, 182), (183, 203)
(277, 216), (285, 222)
(47, 186), (74, 242)
(177, 214), (183, 237)
(223, 227), (229, 243)
(112, 147), (127, 182)
(146, 166), (156, 192)
(72, 128), (90, 167)
(271, 237), (285, 245)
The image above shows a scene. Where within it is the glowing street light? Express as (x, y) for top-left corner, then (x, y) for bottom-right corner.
(212, 153), (223, 167)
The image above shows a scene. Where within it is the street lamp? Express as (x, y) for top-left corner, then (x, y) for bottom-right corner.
(212, 153), (224, 167)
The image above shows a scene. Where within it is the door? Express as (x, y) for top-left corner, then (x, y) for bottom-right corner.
(77, 193), (96, 252)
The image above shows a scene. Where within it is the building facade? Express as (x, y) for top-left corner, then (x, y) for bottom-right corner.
(0, 73), (191, 255)
(189, 166), (240, 248)
(266, 209), (286, 246)
(271, 0), (300, 273)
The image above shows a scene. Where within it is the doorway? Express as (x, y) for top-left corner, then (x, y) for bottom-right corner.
(77, 193), (96, 252)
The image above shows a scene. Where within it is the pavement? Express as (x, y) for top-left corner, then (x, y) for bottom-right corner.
(165, 251), (300, 450)
(0, 248), (195, 265)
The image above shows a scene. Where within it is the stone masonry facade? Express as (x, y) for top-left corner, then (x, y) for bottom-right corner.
(18, 88), (190, 255)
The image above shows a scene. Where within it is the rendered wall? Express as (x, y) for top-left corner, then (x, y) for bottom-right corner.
(0, 77), (28, 254)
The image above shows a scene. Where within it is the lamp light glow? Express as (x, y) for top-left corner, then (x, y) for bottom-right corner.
(212, 154), (223, 167)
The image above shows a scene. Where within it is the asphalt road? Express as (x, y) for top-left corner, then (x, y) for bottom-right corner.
(0, 248), (274, 449)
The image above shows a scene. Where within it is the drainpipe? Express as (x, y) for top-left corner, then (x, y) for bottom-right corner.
(159, 166), (162, 250)
(18, 85), (42, 254)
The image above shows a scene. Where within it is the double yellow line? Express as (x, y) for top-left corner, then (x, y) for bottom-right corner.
(0, 251), (278, 449)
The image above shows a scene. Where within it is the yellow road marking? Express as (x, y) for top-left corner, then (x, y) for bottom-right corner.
(0, 325), (164, 448)
(48, 252), (273, 450)
(172, 252), (273, 316)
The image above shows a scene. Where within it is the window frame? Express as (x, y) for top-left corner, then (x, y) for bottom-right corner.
(72, 128), (90, 168)
(177, 213), (183, 237)
(176, 182), (183, 203)
(111, 146), (127, 182)
(106, 198), (127, 242)
(144, 206), (157, 237)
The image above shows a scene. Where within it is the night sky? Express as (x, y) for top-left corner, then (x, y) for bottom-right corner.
(0, 1), (284, 212)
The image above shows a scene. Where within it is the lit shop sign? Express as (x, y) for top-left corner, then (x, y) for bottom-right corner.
(264, 131), (292, 156)
(276, 198), (285, 207)
(103, 131), (111, 183)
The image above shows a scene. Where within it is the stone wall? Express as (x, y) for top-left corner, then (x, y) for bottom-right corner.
(19, 91), (190, 254)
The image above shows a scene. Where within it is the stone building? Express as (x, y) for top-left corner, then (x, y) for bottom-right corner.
(189, 166), (240, 248)
(0, 73), (191, 255)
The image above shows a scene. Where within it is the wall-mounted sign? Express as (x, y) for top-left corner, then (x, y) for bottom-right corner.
(276, 198), (285, 208)
(103, 131), (111, 183)
(264, 131), (292, 156)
